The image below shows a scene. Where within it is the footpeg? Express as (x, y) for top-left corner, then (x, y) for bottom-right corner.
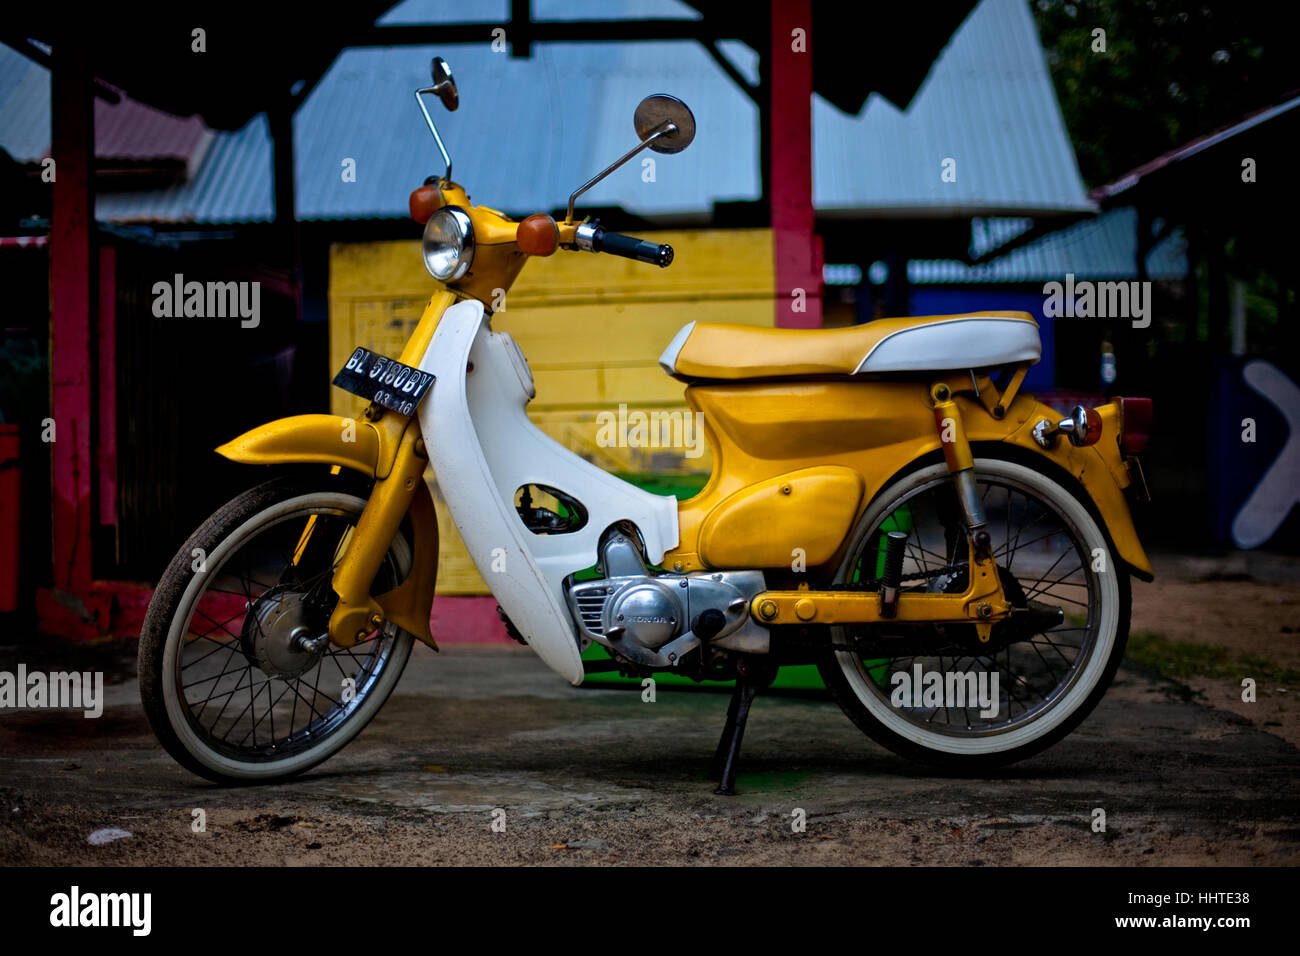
(879, 531), (907, 619)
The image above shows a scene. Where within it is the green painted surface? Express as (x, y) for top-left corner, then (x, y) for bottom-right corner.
(616, 472), (709, 500)
(580, 641), (828, 691)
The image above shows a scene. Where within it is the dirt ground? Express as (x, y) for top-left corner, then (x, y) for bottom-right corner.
(1128, 550), (1300, 747)
(0, 550), (1297, 866)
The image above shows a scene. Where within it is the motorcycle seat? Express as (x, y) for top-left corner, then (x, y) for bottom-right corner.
(659, 312), (1040, 382)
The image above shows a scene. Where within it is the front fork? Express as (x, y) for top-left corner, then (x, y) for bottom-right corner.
(326, 417), (432, 648)
(325, 290), (456, 649)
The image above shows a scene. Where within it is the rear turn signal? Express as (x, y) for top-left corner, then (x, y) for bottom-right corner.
(1077, 405), (1103, 446)
(1033, 405), (1103, 449)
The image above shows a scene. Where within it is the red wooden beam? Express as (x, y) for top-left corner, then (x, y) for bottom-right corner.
(430, 596), (512, 644)
(34, 585), (515, 645)
(49, 39), (95, 596)
(0, 425), (20, 613)
(97, 244), (117, 528)
(769, 0), (822, 328)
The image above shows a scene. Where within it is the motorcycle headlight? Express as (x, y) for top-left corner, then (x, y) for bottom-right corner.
(422, 206), (475, 280)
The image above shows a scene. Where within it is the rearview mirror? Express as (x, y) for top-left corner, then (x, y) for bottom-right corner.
(414, 57), (459, 180)
(634, 95), (695, 154)
(431, 57), (458, 112)
(565, 94), (696, 222)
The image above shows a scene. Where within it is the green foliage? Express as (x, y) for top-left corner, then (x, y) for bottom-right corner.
(1032, 0), (1289, 188)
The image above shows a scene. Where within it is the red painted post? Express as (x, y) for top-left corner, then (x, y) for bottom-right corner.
(49, 39), (95, 596)
(770, 0), (821, 328)
(0, 426), (20, 613)
(97, 244), (117, 528)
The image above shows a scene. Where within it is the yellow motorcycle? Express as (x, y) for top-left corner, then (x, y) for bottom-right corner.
(139, 57), (1154, 794)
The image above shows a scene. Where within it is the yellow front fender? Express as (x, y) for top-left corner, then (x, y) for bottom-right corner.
(215, 413), (440, 647)
(216, 413), (397, 478)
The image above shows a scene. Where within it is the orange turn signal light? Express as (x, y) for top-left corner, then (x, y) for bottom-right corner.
(409, 185), (441, 224)
(516, 214), (559, 257)
(1079, 406), (1103, 446)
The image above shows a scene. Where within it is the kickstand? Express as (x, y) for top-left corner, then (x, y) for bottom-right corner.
(711, 660), (773, 796)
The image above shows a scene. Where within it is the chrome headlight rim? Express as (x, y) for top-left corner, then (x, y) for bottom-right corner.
(422, 205), (475, 281)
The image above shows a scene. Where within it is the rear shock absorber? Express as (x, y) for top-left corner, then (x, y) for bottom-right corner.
(879, 530), (908, 619)
(931, 382), (992, 560)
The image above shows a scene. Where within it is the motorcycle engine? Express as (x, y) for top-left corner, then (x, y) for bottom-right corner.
(565, 528), (766, 668)
(604, 580), (683, 649)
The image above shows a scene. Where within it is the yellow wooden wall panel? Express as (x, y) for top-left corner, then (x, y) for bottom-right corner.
(328, 228), (774, 594)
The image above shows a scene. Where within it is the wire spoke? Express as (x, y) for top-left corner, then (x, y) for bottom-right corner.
(168, 495), (406, 760)
(1025, 563), (1086, 601)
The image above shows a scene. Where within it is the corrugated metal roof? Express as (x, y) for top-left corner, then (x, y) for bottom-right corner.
(93, 96), (211, 164)
(971, 216), (1034, 257)
(908, 207), (1188, 284)
(377, 0), (510, 25)
(814, 0), (1094, 217)
(533, 0), (699, 19)
(0, 43), (51, 162)
(294, 39), (759, 222)
(377, 0), (701, 24)
(97, 116), (273, 223)
(93, 32), (760, 224)
(0, 42), (213, 172)
(2, 0), (1090, 224)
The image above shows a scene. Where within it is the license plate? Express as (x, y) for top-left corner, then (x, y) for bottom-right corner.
(331, 347), (435, 417)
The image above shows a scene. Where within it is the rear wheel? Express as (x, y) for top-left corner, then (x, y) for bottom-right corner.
(138, 474), (415, 783)
(818, 455), (1130, 769)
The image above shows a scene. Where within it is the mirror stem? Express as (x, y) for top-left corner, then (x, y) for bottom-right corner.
(564, 122), (675, 224)
(414, 88), (454, 182)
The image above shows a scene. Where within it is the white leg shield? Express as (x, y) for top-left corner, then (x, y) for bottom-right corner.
(417, 299), (679, 684)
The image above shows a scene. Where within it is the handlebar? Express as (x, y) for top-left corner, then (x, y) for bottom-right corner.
(594, 229), (674, 268)
(576, 222), (674, 268)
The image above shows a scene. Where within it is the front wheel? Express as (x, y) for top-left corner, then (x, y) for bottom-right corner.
(818, 455), (1130, 769)
(138, 474), (415, 783)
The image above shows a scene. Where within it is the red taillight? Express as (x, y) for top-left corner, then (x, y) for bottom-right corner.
(1118, 397), (1153, 455)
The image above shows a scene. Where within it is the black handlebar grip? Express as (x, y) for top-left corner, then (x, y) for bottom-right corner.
(591, 227), (674, 268)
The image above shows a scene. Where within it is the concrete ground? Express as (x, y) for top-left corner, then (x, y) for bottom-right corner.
(1, 552), (1298, 866)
